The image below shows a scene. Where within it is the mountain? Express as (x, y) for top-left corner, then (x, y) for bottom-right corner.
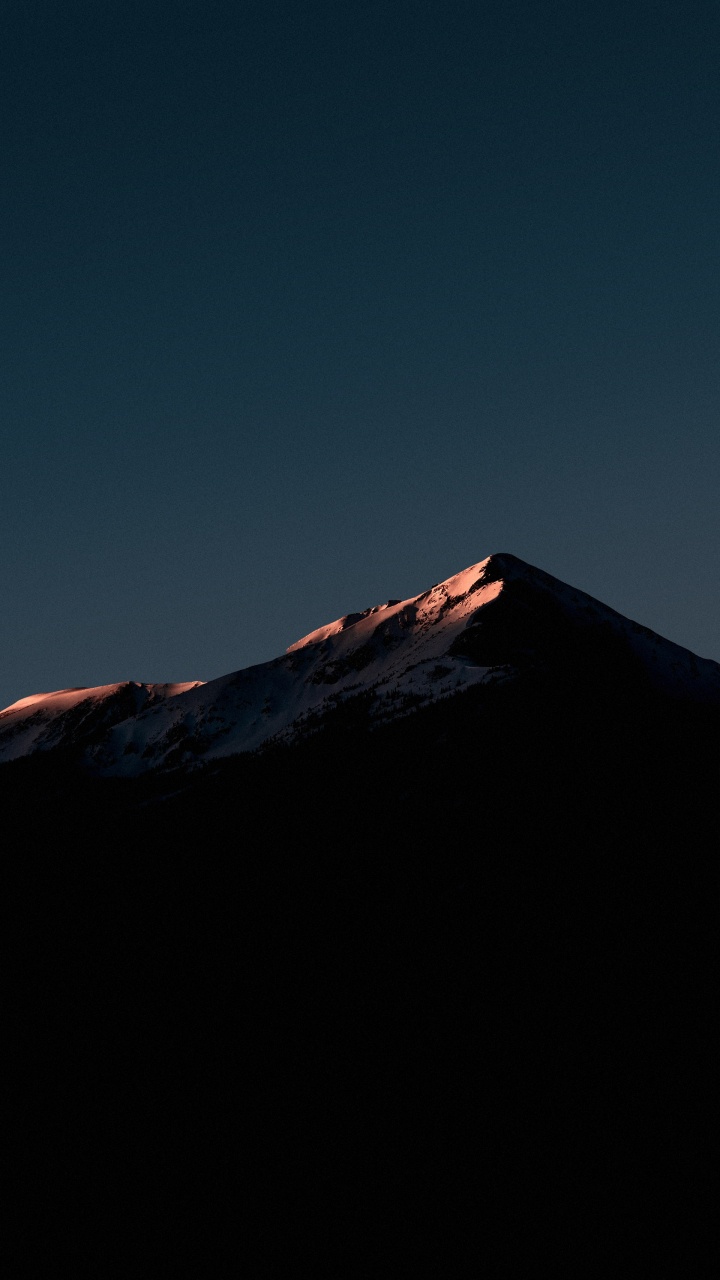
(2, 551), (719, 772)
(4, 552), (717, 1274)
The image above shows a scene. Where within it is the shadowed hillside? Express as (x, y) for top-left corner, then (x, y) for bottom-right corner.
(4, 642), (717, 1273)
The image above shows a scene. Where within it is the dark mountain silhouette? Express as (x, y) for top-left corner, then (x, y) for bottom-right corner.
(4, 554), (717, 1273)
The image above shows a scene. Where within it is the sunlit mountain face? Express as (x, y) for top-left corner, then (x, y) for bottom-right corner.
(4, 555), (717, 1275)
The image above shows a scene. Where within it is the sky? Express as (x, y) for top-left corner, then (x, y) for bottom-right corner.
(1, 0), (719, 708)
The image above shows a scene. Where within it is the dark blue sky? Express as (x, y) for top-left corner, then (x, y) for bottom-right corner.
(2, 0), (719, 707)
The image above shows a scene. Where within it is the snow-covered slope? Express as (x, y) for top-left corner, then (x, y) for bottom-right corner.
(86, 556), (507, 774)
(2, 552), (719, 775)
(0, 682), (203, 764)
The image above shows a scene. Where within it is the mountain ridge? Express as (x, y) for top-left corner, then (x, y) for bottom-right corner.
(2, 551), (719, 772)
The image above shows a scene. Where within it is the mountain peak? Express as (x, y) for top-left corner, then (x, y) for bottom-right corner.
(2, 553), (719, 775)
(287, 554), (505, 655)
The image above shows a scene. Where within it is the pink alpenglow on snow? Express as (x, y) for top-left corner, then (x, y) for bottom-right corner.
(287, 557), (502, 653)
